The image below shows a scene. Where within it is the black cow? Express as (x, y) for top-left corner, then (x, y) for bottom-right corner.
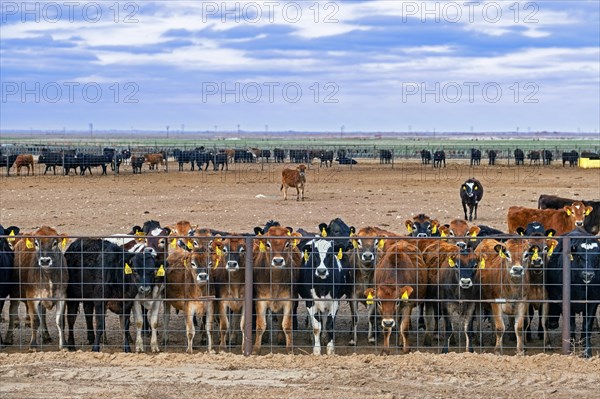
(542, 150), (553, 165)
(234, 149), (254, 163)
(528, 151), (541, 165)
(336, 157), (357, 165)
(320, 151), (334, 167)
(460, 178), (483, 221)
(65, 239), (159, 352)
(379, 150), (392, 164)
(538, 194), (600, 235)
(439, 248), (483, 353)
(173, 149), (197, 171)
(79, 154), (112, 175)
(421, 149), (431, 165)
(62, 154), (82, 175)
(212, 152), (228, 171)
(121, 149), (132, 164)
(470, 149), (481, 166)
(0, 225), (19, 346)
(562, 151), (579, 167)
(0, 154), (18, 176)
(260, 149), (271, 162)
(487, 150), (498, 165)
(297, 238), (350, 355)
(196, 151), (213, 171)
(290, 149), (309, 164)
(274, 148), (285, 163)
(130, 156), (144, 174)
(38, 152), (62, 175)
(545, 230), (600, 358)
(433, 150), (446, 168)
(318, 218), (353, 251)
(514, 149), (525, 165)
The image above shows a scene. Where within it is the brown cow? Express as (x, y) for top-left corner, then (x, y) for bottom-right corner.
(144, 153), (165, 171)
(4, 226), (68, 350)
(211, 236), (247, 352)
(507, 201), (593, 235)
(252, 225), (301, 354)
(165, 220), (197, 252)
(281, 164), (307, 201)
(364, 240), (429, 354)
(346, 226), (400, 345)
(163, 248), (214, 353)
(15, 154), (34, 176)
(475, 238), (539, 354)
(440, 219), (481, 249)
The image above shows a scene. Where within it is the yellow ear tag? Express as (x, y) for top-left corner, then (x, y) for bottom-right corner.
(569, 254), (574, 261)
(215, 246), (223, 257)
(440, 230), (447, 238)
(547, 231), (554, 237)
(186, 240), (194, 250)
(432, 225), (438, 235)
(61, 238), (68, 250)
(499, 251), (507, 259)
(259, 241), (267, 253)
(406, 224), (413, 234)
(303, 250), (309, 262)
(287, 231), (291, 236)
(531, 248), (539, 261)
(124, 263), (133, 275)
(448, 258), (456, 268)
(401, 290), (410, 301)
(566, 209), (572, 216)
(26, 238), (34, 249)
(352, 240), (359, 249)
(479, 258), (486, 269)
(8, 230), (15, 242)
(156, 265), (165, 277)
(337, 248), (343, 260)
(471, 231), (478, 237)
(585, 209), (591, 216)
(213, 258), (219, 270)
(170, 238), (177, 249)
(135, 231), (145, 236)
(377, 239), (385, 250)
(547, 244), (555, 258)
(366, 292), (374, 305)
(321, 228), (327, 237)
(292, 239), (299, 248)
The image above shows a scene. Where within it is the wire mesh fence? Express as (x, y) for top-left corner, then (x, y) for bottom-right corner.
(1, 233), (599, 356)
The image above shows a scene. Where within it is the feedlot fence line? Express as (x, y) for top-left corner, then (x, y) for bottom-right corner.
(1, 234), (599, 357)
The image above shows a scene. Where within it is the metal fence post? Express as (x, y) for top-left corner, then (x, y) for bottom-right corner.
(243, 236), (254, 356)
(561, 235), (571, 355)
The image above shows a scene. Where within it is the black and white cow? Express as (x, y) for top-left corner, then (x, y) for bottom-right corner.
(297, 239), (350, 355)
(545, 230), (600, 358)
(460, 178), (484, 221)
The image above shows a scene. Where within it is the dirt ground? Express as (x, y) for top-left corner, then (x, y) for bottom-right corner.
(1, 158), (599, 398)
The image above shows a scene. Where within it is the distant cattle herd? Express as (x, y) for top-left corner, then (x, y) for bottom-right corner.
(1, 189), (599, 356)
(0, 146), (597, 176)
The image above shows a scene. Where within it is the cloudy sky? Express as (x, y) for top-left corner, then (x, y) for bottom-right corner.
(1, 0), (598, 133)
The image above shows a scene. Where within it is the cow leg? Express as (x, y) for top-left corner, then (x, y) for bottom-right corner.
(55, 299), (66, 350)
(348, 298), (358, 346)
(583, 304), (598, 358)
(163, 302), (171, 346)
(83, 302), (95, 345)
(400, 305), (412, 354)
(300, 185), (304, 201)
(218, 301), (230, 352)
(282, 302), (293, 354)
(205, 301), (214, 354)
(465, 303), (477, 353)
(92, 302), (105, 352)
(423, 302), (436, 346)
(473, 202), (478, 220)
(134, 301), (145, 353)
(184, 302), (196, 354)
(283, 185), (288, 201)
(462, 201), (468, 220)
(66, 300), (78, 350)
(491, 303), (505, 354)
(253, 301), (267, 355)
(295, 186), (300, 201)
(514, 303), (527, 355)
(325, 301), (339, 355)
(122, 302), (134, 353)
(307, 304), (321, 355)
(540, 302), (551, 348)
(28, 301), (41, 350)
(37, 305), (52, 344)
(367, 302), (377, 344)
(441, 309), (451, 354)
(149, 300), (161, 353)
(3, 299), (21, 345)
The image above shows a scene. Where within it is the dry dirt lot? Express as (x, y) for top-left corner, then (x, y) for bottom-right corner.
(1, 159), (599, 399)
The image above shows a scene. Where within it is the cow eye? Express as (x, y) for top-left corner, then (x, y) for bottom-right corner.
(266, 242), (271, 248)
(159, 239), (166, 246)
(191, 261), (197, 269)
(284, 242), (290, 249)
(239, 247), (245, 253)
(223, 246), (228, 253)
(34, 240), (40, 248)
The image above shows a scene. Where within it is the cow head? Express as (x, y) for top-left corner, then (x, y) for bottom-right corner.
(405, 214), (438, 238)
(254, 225), (298, 268)
(564, 201), (593, 228)
(221, 237), (247, 272)
(0, 225), (20, 250)
(297, 164), (307, 176)
(502, 239), (543, 281)
(319, 218), (352, 250)
(461, 179), (480, 199)
(124, 251), (158, 296)
(364, 286), (413, 329)
(302, 239), (344, 280)
(349, 226), (385, 267)
(570, 239), (600, 285)
(22, 226), (68, 270)
(185, 249), (211, 284)
(447, 249), (484, 289)
(443, 220), (480, 249)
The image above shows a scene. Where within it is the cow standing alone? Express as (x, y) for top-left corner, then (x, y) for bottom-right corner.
(460, 178), (484, 221)
(281, 164), (307, 201)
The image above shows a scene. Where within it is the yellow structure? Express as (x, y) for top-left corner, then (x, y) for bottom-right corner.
(579, 157), (600, 168)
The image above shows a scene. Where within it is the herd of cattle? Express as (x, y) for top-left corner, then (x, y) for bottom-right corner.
(0, 147), (595, 176)
(0, 188), (599, 357)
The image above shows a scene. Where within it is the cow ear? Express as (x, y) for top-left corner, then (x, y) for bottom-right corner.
(545, 229), (556, 237)
(399, 286), (413, 301)
(545, 239), (558, 257)
(5, 226), (20, 236)
(349, 226), (356, 236)
(585, 206), (593, 216)
(376, 238), (385, 250)
(60, 234), (69, 251)
(364, 288), (375, 304)
(163, 227), (172, 236)
(468, 226), (480, 237)
(286, 226), (294, 235)
(405, 220), (413, 234)
(318, 223), (328, 237)
(131, 225), (142, 234)
(254, 227), (264, 236)
(516, 227), (525, 236)
(494, 244), (508, 257)
(563, 206), (572, 216)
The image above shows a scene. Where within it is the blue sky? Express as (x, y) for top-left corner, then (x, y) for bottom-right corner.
(1, 0), (598, 133)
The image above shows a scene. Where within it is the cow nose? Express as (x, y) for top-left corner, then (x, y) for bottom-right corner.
(196, 272), (209, 282)
(38, 257), (53, 268)
(315, 266), (328, 279)
(416, 233), (428, 238)
(510, 266), (524, 277)
(575, 221), (584, 226)
(581, 272), (595, 283)
(459, 278), (473, 289)
(138, 286), (151, 295)
(361, 252), (374, 262)
(226, 261), (239, 271)
(457, 242), (467, 250)
(272, 257), (285, 268)
(381, 319), (395, 329)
